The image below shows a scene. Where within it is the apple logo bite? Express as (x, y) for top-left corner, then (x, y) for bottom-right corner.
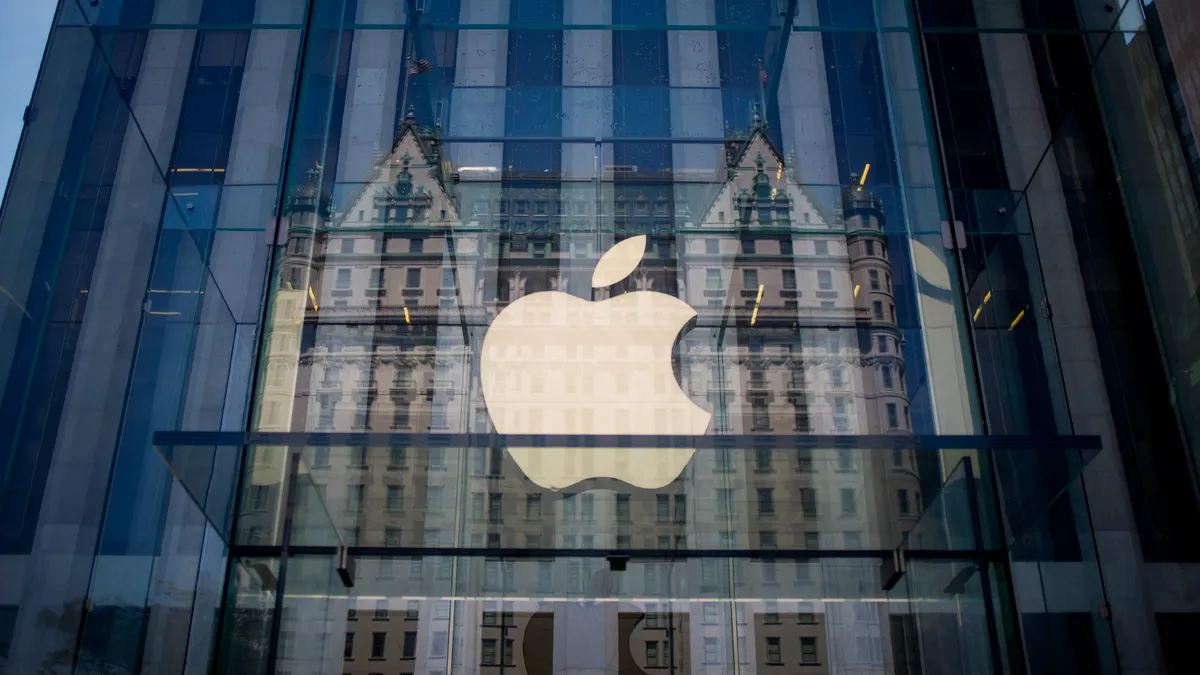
(480, 235), (712, 489)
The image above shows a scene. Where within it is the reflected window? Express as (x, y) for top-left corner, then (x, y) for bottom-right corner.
(759, 531), (777, 549)
(801, 637), (819, 664)
(406, 268), (421, 288)
(783, 269), (797, 290)
(817, 269), (832, 290)
(781, 237), (793, 255)
(877, 335), (888, 353)
(815, 241), (829, 256)
(898, 489), (910, 515)
(704, 637), (719, 663)
(489, 493), (503, 523)
(794, 404), (811, 433)
(706, 268), (723, 289)
(882, 365), (894, 389)
(578, 493), (594, 521)
(865, 240), (876, 256)
(757, 488), (775, 515)
(344, 632), (354, 660)
(765, 602), (780, 623)
(675, 495), (687, 523)
(313, 447), (330, 468)
(840, 488), (858, 515)
(429, 447), (446, 469)
(336, 268), (351, 290)
(717, 488), (734, 518)
(386, 486), (404, 513)
(796, 448), (814, 472)
(800, 488), (817, 517)
(402, 631), (416, 658)
(752, 400), (770, 431)
(616, 494), (631, 521)
(766, 637), (782, 664)
(887, 403), (899, 429)
(426, 486), (443, 511)
(833, 399), (849, 432)
(845, 531), (862, 549)
(869, 269), (880, 290)
(526, 494), (542, 520)
(341, 238), (355, 254)
(246, 485), (269, 511)
(347, 485), (365, 513)
(744, 269), (758, 289)
(873, 301), (884, 320)
(656, 495), (670, 522)
(755, 448), (773, 471)
(743, 237), (756, 255)
(482, 638), (497, 665)
(646, 641), (660, 667)
(389, 446), (406, 467)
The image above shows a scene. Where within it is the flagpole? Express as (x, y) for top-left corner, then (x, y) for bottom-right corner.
(757, 58), (767, 124)
(400, 36), (414, 124)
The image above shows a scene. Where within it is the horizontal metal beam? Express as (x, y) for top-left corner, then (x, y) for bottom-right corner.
(154, 430), (1103, 451)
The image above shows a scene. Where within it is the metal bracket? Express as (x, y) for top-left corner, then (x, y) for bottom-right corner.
(336, 546), (356, 588)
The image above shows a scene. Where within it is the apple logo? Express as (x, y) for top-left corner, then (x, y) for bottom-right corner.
(480, 235), (711, 489)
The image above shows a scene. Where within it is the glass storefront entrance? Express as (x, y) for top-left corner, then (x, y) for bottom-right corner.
(152, 436), (1104, 675)
(123, 0), (1112, 672)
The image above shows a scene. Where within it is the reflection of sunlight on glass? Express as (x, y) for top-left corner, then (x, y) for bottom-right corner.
(750, 284), (765, 325)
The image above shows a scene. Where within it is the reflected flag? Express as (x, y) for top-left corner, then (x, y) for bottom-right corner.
(409, 58), (433, 75)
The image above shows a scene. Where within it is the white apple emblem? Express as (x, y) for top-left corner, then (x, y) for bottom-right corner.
(480, 235), (711, 489)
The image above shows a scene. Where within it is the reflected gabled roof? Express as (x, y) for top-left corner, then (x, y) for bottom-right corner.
(333, 111), (460, 228)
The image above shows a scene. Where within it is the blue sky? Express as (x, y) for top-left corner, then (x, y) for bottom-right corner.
(0, 2), (57, 206)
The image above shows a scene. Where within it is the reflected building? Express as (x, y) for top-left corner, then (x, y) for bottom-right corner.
(252, 112), (914, 675)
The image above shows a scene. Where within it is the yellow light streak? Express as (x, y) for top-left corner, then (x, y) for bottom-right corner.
(973, 306), (982, 322)
(403, 306), (411, 324)
(859, 164), (871, 185)
(983, 290), (992, 304)
(1008, 308), (1026, 331)
(853, 284), (860, 298)
(308, 286), (319, 311)
(750, 284), (764, 326)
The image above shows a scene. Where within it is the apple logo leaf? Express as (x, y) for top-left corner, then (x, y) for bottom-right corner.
(591, 235), (646, 288)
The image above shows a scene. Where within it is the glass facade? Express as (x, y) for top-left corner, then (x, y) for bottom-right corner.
(0, 1), (1196, 674)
